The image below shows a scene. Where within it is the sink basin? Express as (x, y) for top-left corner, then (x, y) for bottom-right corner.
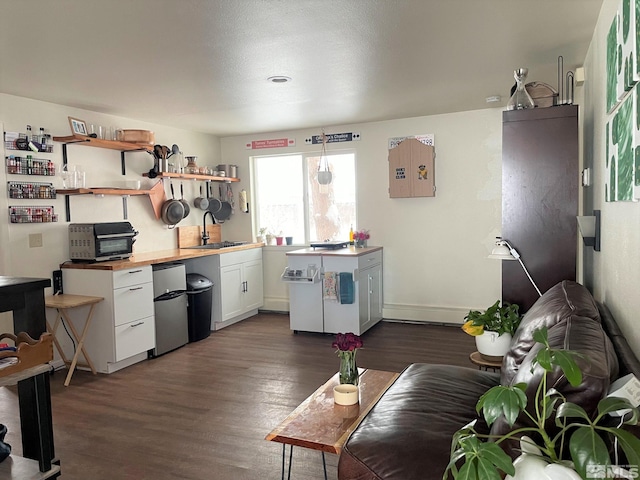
(183, 241), (248, 250)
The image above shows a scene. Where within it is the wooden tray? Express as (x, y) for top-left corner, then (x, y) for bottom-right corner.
(0, 332), (53, 378)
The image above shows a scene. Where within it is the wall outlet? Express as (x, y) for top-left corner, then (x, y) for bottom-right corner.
(28, 233), (43, 248)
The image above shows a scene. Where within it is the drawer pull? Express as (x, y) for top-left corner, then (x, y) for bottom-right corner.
(128, 269), (143, 274)
(130, 322), (144, 327)
(129, 287), (143, 291)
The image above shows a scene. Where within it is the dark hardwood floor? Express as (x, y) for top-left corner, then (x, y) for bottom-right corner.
(0, 313), (476, 479)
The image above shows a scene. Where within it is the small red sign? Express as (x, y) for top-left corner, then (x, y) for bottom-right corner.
(246, 138), (295, 149)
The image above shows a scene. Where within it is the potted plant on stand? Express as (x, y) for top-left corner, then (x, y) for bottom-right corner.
(462, 300), (522, 361)
(445, 327), (640, 480)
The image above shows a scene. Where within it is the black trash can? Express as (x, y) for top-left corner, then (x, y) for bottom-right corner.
(186, 273), (214, 343)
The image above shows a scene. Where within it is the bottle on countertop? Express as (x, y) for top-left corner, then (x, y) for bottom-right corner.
(349, 224), (354, 245)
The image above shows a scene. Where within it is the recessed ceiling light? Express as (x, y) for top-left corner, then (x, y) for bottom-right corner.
(267, 76), (292, 83)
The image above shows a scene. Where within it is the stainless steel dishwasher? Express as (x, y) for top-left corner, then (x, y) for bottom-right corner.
(151, 262), (188, 356)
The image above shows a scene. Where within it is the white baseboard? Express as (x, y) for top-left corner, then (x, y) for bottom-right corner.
(260, 298), (467, 326)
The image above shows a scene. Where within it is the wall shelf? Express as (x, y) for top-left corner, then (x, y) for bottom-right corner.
(143, 171), (240, 182)
(58, 181), (165, 221)
(52, 135), (152, 153)
(53, 135), (152, 175)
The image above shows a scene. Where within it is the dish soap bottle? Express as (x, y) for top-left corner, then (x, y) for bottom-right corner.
(349, 225), (354, 245)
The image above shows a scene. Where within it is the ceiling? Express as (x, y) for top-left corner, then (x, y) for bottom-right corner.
(0, 0), (603, 137)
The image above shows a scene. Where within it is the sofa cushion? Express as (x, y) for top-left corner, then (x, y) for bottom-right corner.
(338, 364), (499, 480)
(502, 280), (601, 385)
(491, 315), (619, 454)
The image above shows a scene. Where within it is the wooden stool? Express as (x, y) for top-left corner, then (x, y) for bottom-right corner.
(45, 294), (103, 386)
(469, 351), (502, 372)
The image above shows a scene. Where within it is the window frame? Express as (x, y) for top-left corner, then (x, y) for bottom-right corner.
(251, 149), (356, 244)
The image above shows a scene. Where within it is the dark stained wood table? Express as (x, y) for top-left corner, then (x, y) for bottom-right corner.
(266, 369), (399, 479)
(0, 276), (57, 475)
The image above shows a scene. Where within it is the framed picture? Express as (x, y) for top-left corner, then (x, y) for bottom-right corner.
(68, 117), (88, 136)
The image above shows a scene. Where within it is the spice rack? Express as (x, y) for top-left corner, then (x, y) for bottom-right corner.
(8, 182), (56, 200)
(9, 206), (58, 223)
(5, 155), (57, 176)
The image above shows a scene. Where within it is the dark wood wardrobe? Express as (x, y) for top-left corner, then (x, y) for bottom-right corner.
(501, 105), (579, 312)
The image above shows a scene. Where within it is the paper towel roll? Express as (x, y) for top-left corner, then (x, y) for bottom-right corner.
(240, 189), (249, 213)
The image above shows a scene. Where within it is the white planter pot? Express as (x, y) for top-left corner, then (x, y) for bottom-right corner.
(475, 331), (512, 361)
(506, 436), (581, 480)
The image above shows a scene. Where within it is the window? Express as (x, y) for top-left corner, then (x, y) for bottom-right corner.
(253, 152), (356, 243)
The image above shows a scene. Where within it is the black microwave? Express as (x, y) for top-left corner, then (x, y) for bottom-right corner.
(69, 222), (138, 262)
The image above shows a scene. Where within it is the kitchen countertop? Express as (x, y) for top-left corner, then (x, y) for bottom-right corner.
(61, 243), (264, 271)
(286, 245), (382, 257)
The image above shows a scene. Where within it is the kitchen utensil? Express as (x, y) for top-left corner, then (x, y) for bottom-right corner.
(179, 182), (190, 219)
(207, 181), (222, 214)
(160, 180), (184, 228)
(215, 183), (232, 222)
(194, 184), (209, 210)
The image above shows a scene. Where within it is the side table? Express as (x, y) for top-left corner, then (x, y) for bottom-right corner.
(469, 351), (502, 372)
(45, 294), (103, 386)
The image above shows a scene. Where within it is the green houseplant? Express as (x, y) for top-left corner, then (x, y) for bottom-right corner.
(445, 327), (640, 480)
(462, 300), (522, 359)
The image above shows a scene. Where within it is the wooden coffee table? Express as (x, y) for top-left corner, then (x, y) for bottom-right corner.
(266, 368), (399, 480)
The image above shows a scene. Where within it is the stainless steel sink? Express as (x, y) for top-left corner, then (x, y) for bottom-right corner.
(183, 241), (248, 250)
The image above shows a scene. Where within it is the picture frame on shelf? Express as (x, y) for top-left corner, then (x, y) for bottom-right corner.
(68, 117), (88, 136)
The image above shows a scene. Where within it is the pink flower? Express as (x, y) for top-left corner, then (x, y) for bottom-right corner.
(354, 230), (370, 241)
(332, 332), (363, 351)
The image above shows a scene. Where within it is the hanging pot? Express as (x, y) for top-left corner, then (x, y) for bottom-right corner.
(179, 182), (190, 219)
(215, 183), (232, 223)
(194, 183), (209, 210)
(160, 180), (184, 228)
(207, 181), (222, 214)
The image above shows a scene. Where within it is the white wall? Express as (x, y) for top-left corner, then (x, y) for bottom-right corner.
(583, 0), (640, 356)
(221, 108), (504, 323)
(0, 93), (221, 309)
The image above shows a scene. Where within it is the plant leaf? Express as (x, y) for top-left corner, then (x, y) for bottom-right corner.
(612, 429), (640, 470)
(477, 385), (527, 426)
(536, 348), (553, 371)
(478, 442), (515, 477)
(597, 396), (640, 422)
(551, 350), (583, 386)
(556, 401), (591, 422)
(569, 426), (611, 480)
(532, 326), (548, 345)
(457, 459), (478, 480)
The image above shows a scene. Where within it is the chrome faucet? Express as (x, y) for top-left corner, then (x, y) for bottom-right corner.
(202, 210), (216, 245)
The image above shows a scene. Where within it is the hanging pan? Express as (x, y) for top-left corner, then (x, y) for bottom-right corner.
(160, 180), (184, 228)
(207, 181), (222, 214)
(194, 183), (209, 210)
(179, 182), (190, 219)
(215, 183), (232, 223)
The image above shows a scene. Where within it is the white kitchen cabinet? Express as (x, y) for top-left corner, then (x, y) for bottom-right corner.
(286, 247), (383, 335)
(214, 248), (264, 329)
(61, 265), (155, 373)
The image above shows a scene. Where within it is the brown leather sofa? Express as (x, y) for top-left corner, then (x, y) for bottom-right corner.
(337, 281), (640, 480)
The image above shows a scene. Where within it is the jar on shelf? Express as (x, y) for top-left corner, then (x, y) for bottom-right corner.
(185, 156), (199, 174)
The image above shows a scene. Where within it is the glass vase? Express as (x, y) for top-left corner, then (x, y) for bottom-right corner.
(338, 350), (359, 385)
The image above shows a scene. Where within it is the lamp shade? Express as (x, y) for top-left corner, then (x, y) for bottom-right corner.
(488, 243), (516, 260)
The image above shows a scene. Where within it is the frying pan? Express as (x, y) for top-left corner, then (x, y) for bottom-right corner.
(160, 180), (184, 228)
(215, 183), (232, 222)
(194, 184), (209, 210)
(179, 182), (190, 219)
(207, 181), (222, 214)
